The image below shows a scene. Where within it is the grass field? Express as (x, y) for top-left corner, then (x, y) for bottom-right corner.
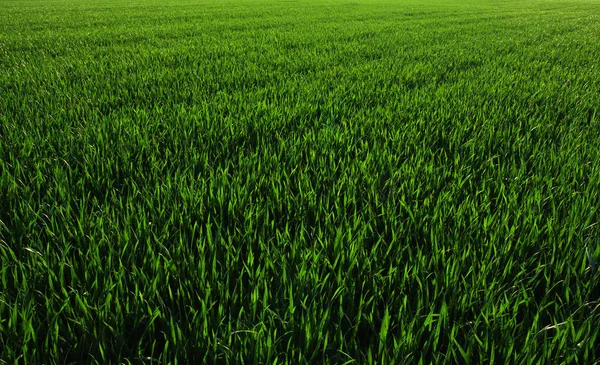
(1, 0), (600, 363)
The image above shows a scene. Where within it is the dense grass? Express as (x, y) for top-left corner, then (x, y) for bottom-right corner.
(1, 0), (600, 363)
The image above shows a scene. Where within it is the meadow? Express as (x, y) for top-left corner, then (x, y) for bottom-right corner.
(1, 0), (600, 363)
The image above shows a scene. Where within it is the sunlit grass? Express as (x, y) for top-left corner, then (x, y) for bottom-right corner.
(1, 0), (600, 363)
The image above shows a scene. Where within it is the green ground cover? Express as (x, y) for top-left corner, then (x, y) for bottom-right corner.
(1, 0), (600, 363)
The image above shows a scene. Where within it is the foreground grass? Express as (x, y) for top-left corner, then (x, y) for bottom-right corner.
(1, 0), (600, 363)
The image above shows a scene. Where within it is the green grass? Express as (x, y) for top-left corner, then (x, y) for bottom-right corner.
(1, 0), (600, 363)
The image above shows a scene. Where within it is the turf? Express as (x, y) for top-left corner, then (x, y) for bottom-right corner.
(1, 0), (600, 363)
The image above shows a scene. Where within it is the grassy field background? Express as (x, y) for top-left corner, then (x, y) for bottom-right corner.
(1, 0), (600, 363)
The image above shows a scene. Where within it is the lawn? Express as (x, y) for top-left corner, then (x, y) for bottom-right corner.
(1, 0), (600, 363)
